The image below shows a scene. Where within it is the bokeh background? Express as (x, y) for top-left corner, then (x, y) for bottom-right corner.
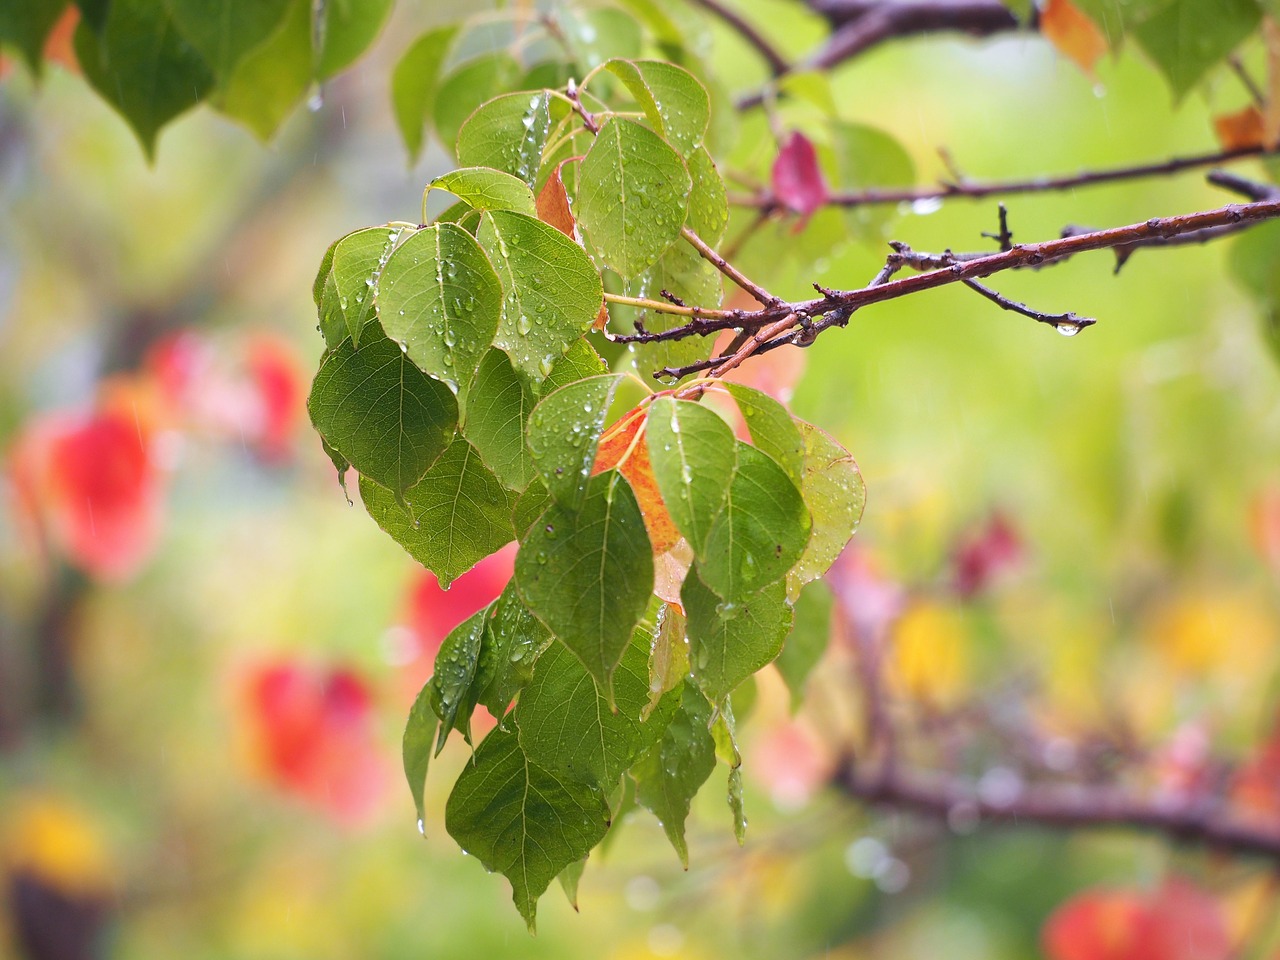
(4, 1), (1280, 957)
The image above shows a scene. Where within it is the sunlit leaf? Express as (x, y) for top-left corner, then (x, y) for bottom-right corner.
(786, 420), (864, 598)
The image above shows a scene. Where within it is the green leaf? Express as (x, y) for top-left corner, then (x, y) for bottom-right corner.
(73, 0), (215, 159)
(457, 90), (557, 188)
(313, 236), (348, 348)
(699, 443), (811, 600)
(358, 439), (516, 587)
(166, 0), (290, 82)
(632, 683), (717, 868)
(476, 210), (605, 383)
(392, 25), (458, 161)
(777, 580), (833, 711)
(721, 383), (804, 485)
(727, 765), (746, 845)
(307, 327), (457, 498)
(683, 566), (792, 704)
(1133, 0), (1260, 100)
(558, 6), (643, 69)
(403, 682), (438, 833)
(513, 479), (551, 539)
(473, 582), (553, 716)
(645, 397), (737, 554)
(318, 435), (351, 502)
(603, 58), (710, 157)
(577, 117), (692, 278)
(786, 420), (865, 599)
(686, 145), (729, 244)
(72, 0), (108, 32)
(541, 338), (608, 395)
(445, 726), (610, 932)
(313, 0), (392, 81)
(526, 374), (624, 507)
(435, 52), (524, 153)
(0, 0), (67, 75)
(378, 222), (504, 392)
(428, 610), (487, 751)
(213, 0), (309, 140)
(557, 857), (587, 911)
(332, 225), (408, 346)
(626, 242), (722, 380)
(645, 601), (688, 719)
(515, 471), (653, 697)
(516, 611), (678, 787)
(429, 167), (537, 217)
(461, 349), (538, 491)
(831, 122), (915, 239)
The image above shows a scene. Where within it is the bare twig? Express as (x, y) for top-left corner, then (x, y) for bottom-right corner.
(681, 225), (782, 307)
(687, 0), (791, 76)
(961, 277), (1094, 334)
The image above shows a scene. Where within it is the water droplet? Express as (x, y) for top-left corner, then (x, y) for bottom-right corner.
(518, 314), (533, 335)
(1055, 322), (1081, 337)
(417, 818), (426, 836)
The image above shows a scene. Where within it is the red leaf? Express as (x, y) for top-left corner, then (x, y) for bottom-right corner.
(1043, 880), (1229, 960)
(9, 408), (163, 581)
(245, 660), (385, 823)
(771, 131), (829, 221)
(951, 512), (1022, 598)
(536, 159), (579, 238)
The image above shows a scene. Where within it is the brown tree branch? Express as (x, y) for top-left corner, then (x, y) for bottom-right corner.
(687, 0), (791, 76)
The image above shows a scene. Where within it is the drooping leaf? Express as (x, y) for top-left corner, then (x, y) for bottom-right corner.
(331, 225), (408, 346)
(429, 167), (537, 217)
(645, 397), (737, 555)
(456, 90), (557, 188)
(392, 25), (458, 161)
(428, 609), (487, 751)
(526, 374), (624, 507)
(313, 0), (392, 81)
(684, 566), (792, 705)
(308, 327), (457, 498)
(0, 0), (68, 75)
(472, 582), (553, 716)
(776, 580), (833, 710)
(476, 209), (605, 383)
(699, 443), (811, 601)
(632, 682), (717, 867)
(516, 611), (679, 786)
(1133, 0), (1260, 100)
(435, 53), (525, 152)
(445, 726), (610, 932)
(318, 435), (351, 501)
(577, 117), (692, 278)
(771, 130), (828, 220)
(721, 383), (804, 485)
(166, 0), (290, 82)
(358, 439), (516, 587)
(515, 471), (654, 696)
(786, 420), (865, 599)
(461, 348), (538, 491)
(378, 222), (504, 392)
(73, 0), (216, 159)
(403, 681), (438, 831)
(603, 58), (711, 157)
(645, 601), (688, 719)
(727, 765), (746, 844)
(213, 0), (309, 140)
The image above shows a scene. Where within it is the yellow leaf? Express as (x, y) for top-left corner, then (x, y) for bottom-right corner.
(3, 796), (112, 897)
(888, 600), (969, 707)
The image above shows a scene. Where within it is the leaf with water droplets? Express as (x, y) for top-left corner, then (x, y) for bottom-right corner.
(709, 699), (747, 843)
(445, 726), (610, 932)
(632, 683), (717, 868)
(516, 605), (679, 786)
(526, 374), (623, 508)
(476, 210), (605, 384)
(603, 58), (710, 158)
(308, 326), (457, 498)
(473, 581), (553, 717)
(358, 438), (515, 586)
(378, 222), (503, 393)
(625, 241), (722, 380)
(462, 349), (538, 492)
(392, 25), (458, 161)
(685, 145), (729, 243)
(428, 609), (486, 752)
(721, 383), (804, 485)
(314, 237), (348, 348)
(429, 166), (537, 217)
(683, 564), (792, 705)
(576, 117), (691, 279)
(786, 420), (865, 600)
(699, 443), (811, 601)
(332, 226), (405, 346)
(433, 52), (524, 152)
(541, 339), (608, 395)
(515, 471), (654, 697)
(645, 397), (737, 556)
(457, 89), (558, 188)
(513, 479), (550, 539)
(645, 601), (688, 719)
(403, 681), (438, 830)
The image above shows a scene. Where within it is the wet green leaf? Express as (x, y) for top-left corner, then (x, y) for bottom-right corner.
(777, 580), (833, 710)
(462, 349), (539, 491)
(436, 53), (524, 153)
(403, 682), (438, 831)
(457, 90), (558, 188)
(167, 0), (289, 81)
(314, 0), (391, 81)
(604, 58), (710, 157)
(428, 609), (487, 751)
(786, 420), (864, 599)
(526, 374), (623, 507)
(430, 166), (537, 216)
(1133, 0), (1259, 99)
(0, 0), (67, 75)
(645, 396), (737, 555)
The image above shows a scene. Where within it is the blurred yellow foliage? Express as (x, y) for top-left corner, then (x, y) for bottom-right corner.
(2, 796), (112, 897)
(1141, 589), (1277, 678)
(889, 600), (970, 708)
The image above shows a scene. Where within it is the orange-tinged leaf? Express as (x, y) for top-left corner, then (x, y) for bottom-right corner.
(592, 301), (609, 332)
(535, 159), (578, 238)
(1264, 18), (1280, 148)
(1213, 105), (1266, 150)
(1042, 0), (1106, 75)
(592, 406), (680, 553)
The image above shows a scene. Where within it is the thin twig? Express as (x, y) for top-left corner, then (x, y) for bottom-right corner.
(961, 277), (1094, 333)
(681, 225), (781, 307)
(687, 0), (791, 76)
